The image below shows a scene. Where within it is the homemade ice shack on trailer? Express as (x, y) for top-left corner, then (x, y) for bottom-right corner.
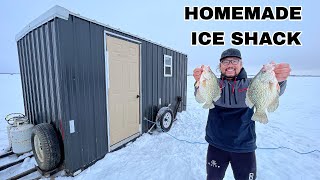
(15, 5), (187, 174)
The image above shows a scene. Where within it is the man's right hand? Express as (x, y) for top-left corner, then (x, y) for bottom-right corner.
(193, 66), (203, 81)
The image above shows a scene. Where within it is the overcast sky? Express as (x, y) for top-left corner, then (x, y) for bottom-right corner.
(1, 0), (319, 75)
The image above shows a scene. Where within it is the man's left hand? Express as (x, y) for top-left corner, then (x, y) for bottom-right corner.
(274, 63), (291, 82)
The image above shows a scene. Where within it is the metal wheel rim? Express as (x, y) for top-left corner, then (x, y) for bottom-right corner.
(163, 112), (172, 129)
(34, 135), (44, 163)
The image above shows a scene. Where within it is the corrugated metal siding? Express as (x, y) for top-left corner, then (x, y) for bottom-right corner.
(17, 14), (187, 174)
(183, 55), (188, 110)
(141, 43), (188, 131)
(17, 20), (63, 128)
(56, 16), (108, 173)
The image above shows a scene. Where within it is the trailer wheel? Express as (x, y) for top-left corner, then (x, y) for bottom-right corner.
(156, 108), (174, 132)
(31, 123), (61, 171)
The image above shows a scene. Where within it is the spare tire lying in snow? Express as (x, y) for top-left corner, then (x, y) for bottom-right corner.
(31, 123), (61, 171)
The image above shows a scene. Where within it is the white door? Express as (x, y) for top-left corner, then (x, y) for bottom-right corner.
(106, 35), (140, 151)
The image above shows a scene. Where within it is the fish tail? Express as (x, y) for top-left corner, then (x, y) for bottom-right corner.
(195, 92), (205, 103)
(252, 111), (268, 124)
(245, 96), (254, 108)
(203, 103), (215, 109)
(213, 93), (221, 102)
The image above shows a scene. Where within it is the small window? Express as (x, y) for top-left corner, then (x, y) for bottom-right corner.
(164, 55), (172, 77)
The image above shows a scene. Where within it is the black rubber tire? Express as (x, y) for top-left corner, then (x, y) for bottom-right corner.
(31, 123), (61, 171)
(157, 108), (174, 132)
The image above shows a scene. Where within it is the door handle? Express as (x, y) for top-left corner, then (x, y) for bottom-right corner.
(136, 95), (140, 98)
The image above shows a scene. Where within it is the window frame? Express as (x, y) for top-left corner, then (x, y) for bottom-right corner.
(163, 54), (173, 77)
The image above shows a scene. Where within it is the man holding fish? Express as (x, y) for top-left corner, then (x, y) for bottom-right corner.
(193, 48), (291, 180)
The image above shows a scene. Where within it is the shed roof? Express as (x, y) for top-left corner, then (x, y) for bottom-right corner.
(16, 5), (187, 56)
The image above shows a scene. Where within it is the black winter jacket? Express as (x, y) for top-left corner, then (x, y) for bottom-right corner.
(196, 68), (287, 152)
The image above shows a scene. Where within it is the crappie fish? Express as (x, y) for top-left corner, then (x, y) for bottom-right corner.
(245, 63), (280, 124)
(195, 65), (221, 109)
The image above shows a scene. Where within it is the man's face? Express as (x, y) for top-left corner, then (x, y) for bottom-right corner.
(220, 57), (242, 78)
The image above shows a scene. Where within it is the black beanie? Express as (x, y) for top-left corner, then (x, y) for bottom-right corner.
(220, 48), (242, 61)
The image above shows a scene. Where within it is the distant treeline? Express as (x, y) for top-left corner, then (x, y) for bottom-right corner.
(0, 73), (20, 75)
(288, 75), (320, 77)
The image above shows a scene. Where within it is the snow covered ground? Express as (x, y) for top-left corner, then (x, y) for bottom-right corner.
(0, 74), (320, 180)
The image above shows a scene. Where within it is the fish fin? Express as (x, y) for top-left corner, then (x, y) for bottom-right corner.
(202, 80), (207, 87)
(269, 81), (279, 92)
(269, 82), (274, 90)
(252, 111), (268, 124)
(195, 81), (200, 87)
(213, 87), (221, 102)
(276, 83), (280, 93)
(245, 92), (254, 108)
(203, 103), (215, 109)
(213, 94), (221, 102)
(267, 96), (279, 112)
(195, 92), (205, 103)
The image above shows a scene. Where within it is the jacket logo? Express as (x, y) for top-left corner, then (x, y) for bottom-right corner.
(238, 88), (248, 92)
(249, 172), (254, 180)
(208, 160), (220, 168)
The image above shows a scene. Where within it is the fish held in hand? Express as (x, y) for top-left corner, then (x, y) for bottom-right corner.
(245, 63), (280, 124)
(195, 65), (221, 109)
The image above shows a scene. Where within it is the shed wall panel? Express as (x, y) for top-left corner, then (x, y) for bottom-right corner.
(17, 14), (188, 174)
(56, 16), (108, 173)
(141, 41), (148, 132)
(152, 44), (158, 120)
(17, 20), (63, 127)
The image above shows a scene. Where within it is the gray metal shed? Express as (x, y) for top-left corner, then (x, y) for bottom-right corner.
(15, 5), (187, 174)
